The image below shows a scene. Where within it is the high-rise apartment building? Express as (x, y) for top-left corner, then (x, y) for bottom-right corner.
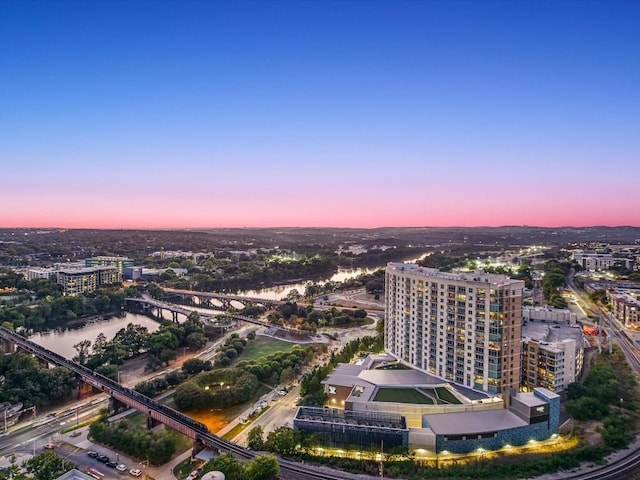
(385, 263), (524, 394)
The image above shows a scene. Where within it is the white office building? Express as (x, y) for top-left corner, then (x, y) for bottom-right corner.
(385, 263), (524, 395)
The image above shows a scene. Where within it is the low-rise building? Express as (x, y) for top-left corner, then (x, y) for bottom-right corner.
(523, 307), (577, 325)
(423, 388), (560, 454)
(308, 354), (560, 454)
(26, 267), (57, 280)
(56, 266), (120, 296)
(572, 252), (635, 272)
(609, 288), (640, 327)
(521, 319), (585, 393)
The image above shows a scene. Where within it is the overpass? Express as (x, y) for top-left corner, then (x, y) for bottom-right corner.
(0, 326), (353, 480)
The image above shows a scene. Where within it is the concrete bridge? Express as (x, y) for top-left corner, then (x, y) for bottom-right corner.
(163, 287), (285, 310)
(124, 297), (310, 340)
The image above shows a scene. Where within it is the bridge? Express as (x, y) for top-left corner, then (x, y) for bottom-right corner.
(3, 327), (640, 479)
(123, 297), (310, 340)
(124, 297), (220, 323)
(163, 288), (285, 310)
(0, 326), (348, 480)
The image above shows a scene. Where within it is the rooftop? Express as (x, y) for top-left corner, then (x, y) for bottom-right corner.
(55, 470), (96, 480)
(387, 263), (523, 287)
(424, 408), (527, 436)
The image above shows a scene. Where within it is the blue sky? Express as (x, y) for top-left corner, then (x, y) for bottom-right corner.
(1, 0), (639, 228)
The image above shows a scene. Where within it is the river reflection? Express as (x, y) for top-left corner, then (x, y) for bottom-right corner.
(236, 256), (424, 301)
(236, 266), (381, 300)
(30, 313), (161, 359)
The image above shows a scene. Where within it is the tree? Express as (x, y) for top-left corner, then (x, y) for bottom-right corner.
(23, 450), (76, 480)
(264, 426), (298, 455)
(203, 453), (244, 480)
(247, 425), (265, 451)
(244, 455), (279, 480)
(279, 366), (295, 385)
(72, 339), (91, 365)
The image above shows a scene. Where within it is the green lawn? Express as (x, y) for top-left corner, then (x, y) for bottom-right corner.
(234, 336), (293, 363)
(435, 386), (462, 404)
(373, 388), (434, 404)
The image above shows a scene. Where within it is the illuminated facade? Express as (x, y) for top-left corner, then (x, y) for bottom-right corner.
(57, 266), (120, 296)
(609, 288), (640, 327)
(85, 256), (133, 277)
(385, 263), (524, 394)
(522, 338), (579, 393)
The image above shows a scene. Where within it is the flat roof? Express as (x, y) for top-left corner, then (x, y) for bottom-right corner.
(424, 408), (527, 435)
(358, 369), (446, 387)
(57, 266), (118, 274)
(513, 391), (547, 408)
(386, 263), (523, 287)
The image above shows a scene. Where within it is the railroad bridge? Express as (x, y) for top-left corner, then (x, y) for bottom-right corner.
(0, 326), (341, 480)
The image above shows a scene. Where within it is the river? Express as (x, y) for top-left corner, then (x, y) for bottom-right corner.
(29, 313), (161, 359)
(28, 254), (426, 357)
(235, 254), (425, 301)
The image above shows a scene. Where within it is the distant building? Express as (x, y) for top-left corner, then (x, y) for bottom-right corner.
(523, 307), (577, 325)
(609, 288), (640, 327)
(56, 266), (120, 296)
(124, 266), (143, 281)
(26, 267), (57, 281)
(85, 256), (133, 277)
(572, 252), (635, 272)
(385, 263), (524, 394)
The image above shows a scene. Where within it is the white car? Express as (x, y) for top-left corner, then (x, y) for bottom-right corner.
(129, 468), (142, 477)
(116, 464), (127, 472)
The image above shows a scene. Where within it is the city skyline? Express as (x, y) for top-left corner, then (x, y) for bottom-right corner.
(2, 1), (639, 229)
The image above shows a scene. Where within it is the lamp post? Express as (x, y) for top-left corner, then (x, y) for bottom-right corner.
(140, 459), (149, 480)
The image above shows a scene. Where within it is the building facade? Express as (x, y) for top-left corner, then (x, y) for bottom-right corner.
(521, 338), (578, 393)
(85, 256), (134, 277)
(385, 263), (524, 395)
(56, 266), (120, 296)
(26, 268), (57, 281)
(572, 252), (635, 272)
(523, 307), (577, 325)
(609, 288), (640, 326)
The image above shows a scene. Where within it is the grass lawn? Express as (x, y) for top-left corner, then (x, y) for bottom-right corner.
(435, 386), (462, 404)
(235, 336), (293, 363)
(222, 406), (271, 440)
(373, 388), (434, 404)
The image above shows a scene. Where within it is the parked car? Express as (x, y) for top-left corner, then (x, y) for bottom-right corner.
(97, 454), (109, 463)
(116, 464), (127, 472)
(129, 468), (142, 477)
(106, 460), (118, 468)
(87, 451), (98, 458)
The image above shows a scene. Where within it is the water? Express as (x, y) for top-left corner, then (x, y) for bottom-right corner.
(29, 313), (161, 359)
(235, 266), (382, 300)
(235, 255), (426, 300)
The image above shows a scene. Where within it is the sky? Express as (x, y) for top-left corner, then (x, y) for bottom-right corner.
(1, 0), (639, 229)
